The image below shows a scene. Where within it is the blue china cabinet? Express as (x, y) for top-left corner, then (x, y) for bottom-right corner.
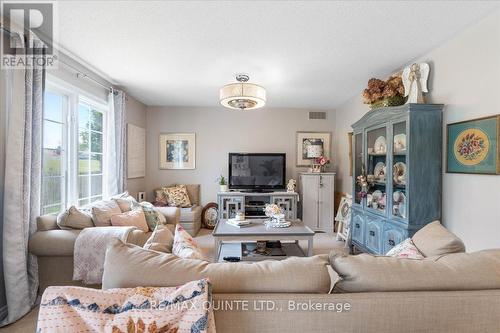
(350, 104), (443, 254)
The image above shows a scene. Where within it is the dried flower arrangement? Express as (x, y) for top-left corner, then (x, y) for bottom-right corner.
(362, 73), (406, 109)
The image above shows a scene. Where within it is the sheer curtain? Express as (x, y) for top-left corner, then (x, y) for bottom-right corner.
(1, 32), (45, 325)
(105, 89), (127, 196)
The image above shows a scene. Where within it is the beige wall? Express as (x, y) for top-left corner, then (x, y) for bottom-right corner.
(125, 96), (148, 199)
(333, 12), (500, 251)
(145, 106), (335, 204)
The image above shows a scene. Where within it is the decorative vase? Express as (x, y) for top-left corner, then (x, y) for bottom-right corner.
(220, 185), (228, 192)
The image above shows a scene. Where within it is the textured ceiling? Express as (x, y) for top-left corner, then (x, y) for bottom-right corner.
(56, 1), (499, 108)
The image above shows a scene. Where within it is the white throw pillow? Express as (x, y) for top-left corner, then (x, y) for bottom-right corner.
(386, 238), (424, 259)
(172, 224), (204, 260)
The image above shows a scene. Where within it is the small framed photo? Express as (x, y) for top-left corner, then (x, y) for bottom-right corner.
(446, 115), (499, 174)
(159, 133), (196, 169)
(296, 131), (331, 167)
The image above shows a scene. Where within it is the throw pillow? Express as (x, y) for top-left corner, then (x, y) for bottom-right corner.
(91, 200), (122, 226)
(56, 206), (94, 230)
(143, 224), (174, 253)
(154, 188), (168, 206)
(164, 185), (192, 207)
(113, 197), (139, 212)
(172, 224), (204, 260)
(386, 238), (424, 259)
(412, 221), (466, 257)
(139, 201), (166, 231)
(110, 209), (149, 232)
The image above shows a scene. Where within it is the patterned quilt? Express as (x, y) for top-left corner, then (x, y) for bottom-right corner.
(37, 279), (216, 333)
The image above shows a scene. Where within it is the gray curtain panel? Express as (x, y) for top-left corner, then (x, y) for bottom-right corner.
(106, 89), (127, 196)
(1, 33), (45, 325)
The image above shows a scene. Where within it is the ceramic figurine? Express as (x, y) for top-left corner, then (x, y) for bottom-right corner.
(402, 62), (430, 104)
(286, 179), (296, 193)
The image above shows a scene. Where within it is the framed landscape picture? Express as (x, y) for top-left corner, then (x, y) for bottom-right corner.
(446, 115), (500, 174)
(296, 131), (331, 167)
(159, 133), (196, 169)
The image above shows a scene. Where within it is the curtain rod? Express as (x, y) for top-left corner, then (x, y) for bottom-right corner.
(1, 24), (115, 93)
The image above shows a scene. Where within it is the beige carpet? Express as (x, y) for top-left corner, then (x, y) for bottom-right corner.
(0, 229), (346, 332)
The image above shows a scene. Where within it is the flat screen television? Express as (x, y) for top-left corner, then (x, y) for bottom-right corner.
(229, 153), (286, 191)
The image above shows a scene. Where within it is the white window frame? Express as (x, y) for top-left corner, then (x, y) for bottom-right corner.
(42, 75), (109, 213)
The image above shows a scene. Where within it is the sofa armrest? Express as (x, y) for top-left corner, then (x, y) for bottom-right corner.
(37, 214), (59, 231)
(154, 206), (180, 225)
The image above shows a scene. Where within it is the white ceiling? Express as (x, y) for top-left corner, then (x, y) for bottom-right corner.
(56, 1), (499, 109)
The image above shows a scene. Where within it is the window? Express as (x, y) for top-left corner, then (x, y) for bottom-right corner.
(41, 92), (67, 214)
(41, 80), (108, 214)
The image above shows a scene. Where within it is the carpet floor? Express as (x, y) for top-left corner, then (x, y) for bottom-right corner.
(0, 229), (346, 332)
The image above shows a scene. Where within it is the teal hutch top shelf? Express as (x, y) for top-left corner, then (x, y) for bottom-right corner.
(350, 104), (443, 254)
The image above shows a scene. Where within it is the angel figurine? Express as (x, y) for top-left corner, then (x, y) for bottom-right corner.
(402, 63), (430, 104)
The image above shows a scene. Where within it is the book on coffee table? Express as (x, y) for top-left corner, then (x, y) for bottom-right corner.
(241, 242), (286, 261)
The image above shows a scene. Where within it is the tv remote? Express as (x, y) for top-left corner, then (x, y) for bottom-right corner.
(223, 256), (241, 262)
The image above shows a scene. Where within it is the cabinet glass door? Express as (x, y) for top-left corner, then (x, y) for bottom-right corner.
(392, 121), (407, 219)
(353, 133), (363, 204)
(366, 126), (387, 214)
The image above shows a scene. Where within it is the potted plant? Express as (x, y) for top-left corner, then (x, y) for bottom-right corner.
(217, 175), (228, 192)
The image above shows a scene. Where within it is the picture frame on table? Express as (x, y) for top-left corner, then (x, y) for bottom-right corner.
(296, 131), (331, 167)
(446, 115), (499, 174)
(159, 133), (196, 169)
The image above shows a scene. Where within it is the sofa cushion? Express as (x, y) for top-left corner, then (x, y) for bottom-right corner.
(102, 239), (331, 293)
(56, 206), (94, 230)
(29, 229), (151, 257)
(91, 200), (121, 226)
(37, 214), (58, 231)
(110, 209), (149, 232)
(29, 230), (81, 256)
(412, 221), (465, 257)
(143, 224), (174, 253)
(329, 249), (500, 293)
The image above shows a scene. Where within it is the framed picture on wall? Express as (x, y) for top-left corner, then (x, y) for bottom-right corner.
(446, 115), (499, 174)
(296, 131), (331, 167)
(159, 133), (196, 169)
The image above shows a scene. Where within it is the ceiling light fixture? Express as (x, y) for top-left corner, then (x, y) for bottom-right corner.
(220, 74), (266, 110)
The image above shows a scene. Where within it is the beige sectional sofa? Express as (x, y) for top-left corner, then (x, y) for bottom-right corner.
(29, 208), (179, 291)
(102, 239), (500, 333)
(31, 220), (500, 332)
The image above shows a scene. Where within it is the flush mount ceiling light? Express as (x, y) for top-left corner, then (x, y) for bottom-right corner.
(220, 74), (266, 110)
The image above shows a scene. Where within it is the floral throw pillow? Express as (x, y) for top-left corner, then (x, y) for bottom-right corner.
(139, 201), (166, 231)
(386, 238), (424, 259)
(154, 188), (169, 206)
(164, 185), (192, 207)
(173, 224), (204, 260)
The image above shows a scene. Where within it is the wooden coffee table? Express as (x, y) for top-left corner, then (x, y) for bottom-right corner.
(212, 219), (315, 262)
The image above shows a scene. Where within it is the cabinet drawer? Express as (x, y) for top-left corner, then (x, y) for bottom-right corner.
(382, 224), (408, 254)
(365, 215), (383, 254)
(351, 209), (364, 245)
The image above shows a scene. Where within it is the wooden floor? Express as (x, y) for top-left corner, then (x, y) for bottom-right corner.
(0, 230), (346, 332)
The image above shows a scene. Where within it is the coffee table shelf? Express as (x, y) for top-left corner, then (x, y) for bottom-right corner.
(212, 219), (314, 262)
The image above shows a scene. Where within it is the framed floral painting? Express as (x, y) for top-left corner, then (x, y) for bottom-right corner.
(159, 133), (196, 169)
(446, 115), (499, 174)
(296, 131), (331, 167)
